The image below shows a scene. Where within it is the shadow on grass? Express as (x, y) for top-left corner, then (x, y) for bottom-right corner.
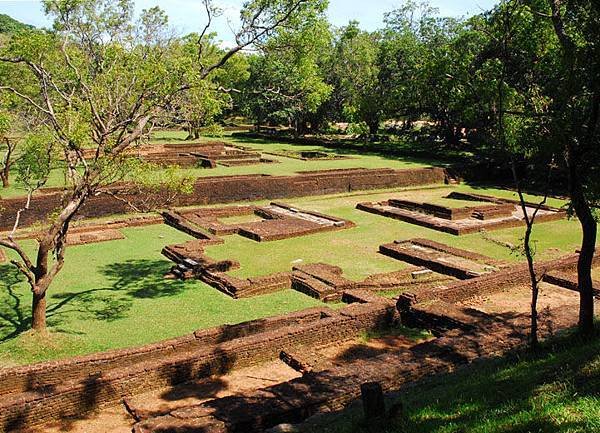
(0, 259), (190, 343)
(229, 135), (457, 168)
(0, 265), (30, 342)
(308, 320), (600, 433)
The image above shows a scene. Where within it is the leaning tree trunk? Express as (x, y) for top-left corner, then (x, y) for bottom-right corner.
(31, 242), (52, 332)
(27, 188), (87, 332)
(0, 171), (8, 188)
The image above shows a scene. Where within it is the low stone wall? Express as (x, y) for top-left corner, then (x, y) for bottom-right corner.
(66, 228), (125, 246)
(379, 238), (506, 279)
(4, 214), (163, 241)
(398, 254), (600, 308)
(388, 199), (514, 221)
(133, 304), (579, 433)
(161, 210), (224, 244)
(0, 167), (447, 231)
(200, 270), (293, 298)
(290, 262), (455, 302)
(0, 302), (397, 431)
(0, 307), (323, 397)
(357, 199), (565, 236)
(543, 271), (600, 297)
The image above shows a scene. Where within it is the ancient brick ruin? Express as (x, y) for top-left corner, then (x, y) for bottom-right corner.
(4, 214), (162, 245)
(80, 141), (276, 169)
(0, 300), (398, 431)
(0, 167), (447, 231)
(0, 157), (589, 433)
(357, 191), (565, 235)
(0, 244), (593, 432)
(159, 207), (466, 300)
(169, 202), (355, 243)
(160, 203), (356, 297)
(264, 149), (350, 161)
(130, 253), (591, 433)
(379, 238), (508, 279)
(290, 262), (454, 302)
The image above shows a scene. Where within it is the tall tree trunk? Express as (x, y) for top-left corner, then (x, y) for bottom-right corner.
(31, 289), (47, 331)
(549, 0), (598, 335)
(524, 223), (539, 348)
(1, 137), (12, 188)
(368, 120), (379, 136)
(572, 185), (597, 335)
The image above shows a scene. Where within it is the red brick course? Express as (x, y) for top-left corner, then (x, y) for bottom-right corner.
(0, 167), (447, 231)
(357, 197), (565, 236)
(133, 304), (580, 433)
(0, 302), (398, 431)
(379, 238), (507, 279)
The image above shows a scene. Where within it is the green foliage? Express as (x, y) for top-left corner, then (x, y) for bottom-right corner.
(203, 123), (225, 138)
(327, 21), (382, 133)
(0, 111), (10, 137)
(129, 161), (194, 196)
(241, 4), (333, 133)
(15, 132), (57, 191)
(0, 14), (34, 34)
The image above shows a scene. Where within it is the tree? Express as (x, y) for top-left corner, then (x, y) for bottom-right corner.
(241, 3), (332, 135)
(0, 0), (322, 332)
(380, 2), (482, 144)
(482, 0), (599, 336)
(0, 111), (15, 187)
(475, 0), (558, 348)
(171, 33), (249, 140)
(544, 0), (599, 335)
(327, 22), (382, 136)
(0, 14), (34, 34)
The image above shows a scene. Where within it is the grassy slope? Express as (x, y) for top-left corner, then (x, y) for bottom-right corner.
(302, 334), (600, 433)
(0, 225), (324, 366)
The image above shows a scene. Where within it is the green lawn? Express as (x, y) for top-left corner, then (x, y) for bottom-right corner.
(0, 182), (582, 366)
(0, 224), (324, 366)
(0, 131), (432, 199)
(206, 184), (577, 281)
(302, 332), (600, 433)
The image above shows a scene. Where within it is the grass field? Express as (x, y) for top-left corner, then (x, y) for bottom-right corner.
(302, 333), (600, 433)
(0, 182), (581, 366)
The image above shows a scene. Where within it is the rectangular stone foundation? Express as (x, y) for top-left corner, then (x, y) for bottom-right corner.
(379, 238), (506, 279)
(357, 193), (565, 235)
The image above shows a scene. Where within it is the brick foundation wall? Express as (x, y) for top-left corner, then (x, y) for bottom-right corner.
(398, 254), (600, 308)
(0, 167), (447, 231)
(0, 302), (397, 431)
